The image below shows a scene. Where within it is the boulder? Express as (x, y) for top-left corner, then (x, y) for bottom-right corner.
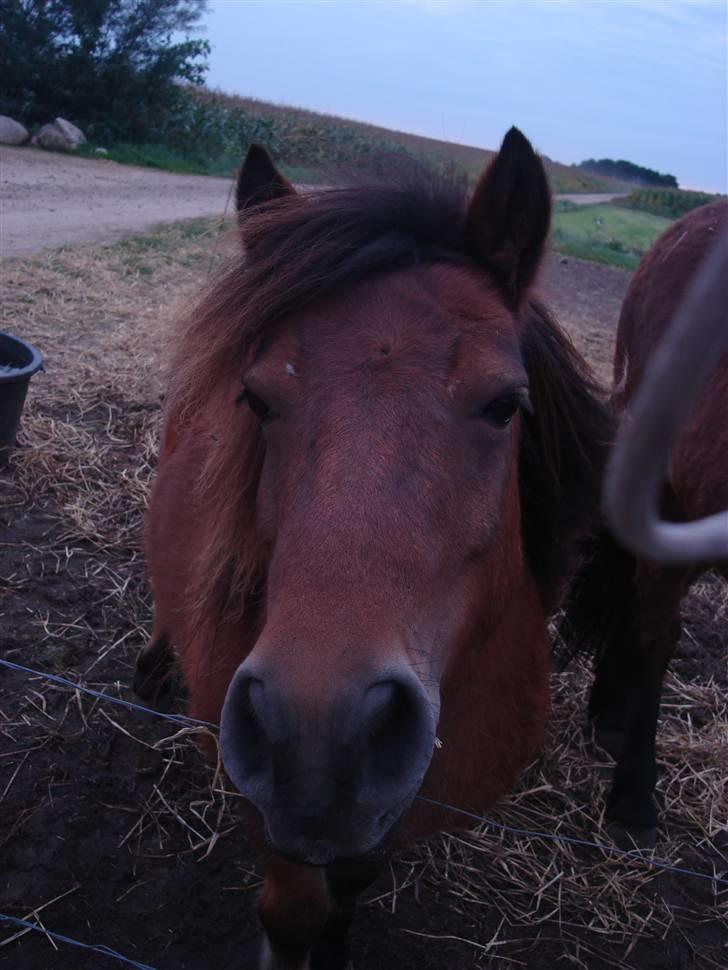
(32, 117), (87, 152)
(32, 124), (69, 151)
(54, 117), (86, 146)
(0, 116), (29, 145)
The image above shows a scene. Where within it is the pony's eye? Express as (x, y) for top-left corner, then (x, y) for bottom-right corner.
(480, 395), (521, 428)
(240, 389), (276, 424)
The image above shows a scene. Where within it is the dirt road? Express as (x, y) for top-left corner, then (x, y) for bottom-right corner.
(0, 146), (234, 257)
(1, 146), (627, 258)
(557, 192), (628, 205)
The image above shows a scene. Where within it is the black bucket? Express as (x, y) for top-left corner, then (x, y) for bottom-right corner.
(0, 331), (43, 465)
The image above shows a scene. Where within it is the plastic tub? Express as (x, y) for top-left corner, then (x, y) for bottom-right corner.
(0, 331), (43, 464)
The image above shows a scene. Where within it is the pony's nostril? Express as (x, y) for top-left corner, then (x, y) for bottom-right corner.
(362, 681), (399, 733)
(362, 679), (432, 788)
(221, 673), (271, 786)
(221, 664), (436, 822)
(247, 677), (267, 730)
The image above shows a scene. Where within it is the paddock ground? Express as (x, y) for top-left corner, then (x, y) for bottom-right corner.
(1, 223), (726, 969)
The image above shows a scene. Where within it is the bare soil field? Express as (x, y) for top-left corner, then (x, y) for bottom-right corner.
(1, 223), (726, 970)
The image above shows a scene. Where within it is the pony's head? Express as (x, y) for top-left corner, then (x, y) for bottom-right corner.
(167, 130), (610, 864)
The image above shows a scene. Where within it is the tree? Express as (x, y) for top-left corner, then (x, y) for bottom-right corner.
(0, 0), (209, 142)
(579, 157), (678, 189)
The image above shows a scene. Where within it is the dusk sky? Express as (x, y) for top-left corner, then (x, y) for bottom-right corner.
(201, 0), (727, 193)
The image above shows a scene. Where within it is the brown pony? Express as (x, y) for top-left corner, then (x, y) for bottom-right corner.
(135, 130), (612, 969)
(560, 200), (728, 843)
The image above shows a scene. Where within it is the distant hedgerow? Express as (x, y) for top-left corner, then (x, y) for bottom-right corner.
(612, 189), (722, 220)
(580, 157), (678, 188)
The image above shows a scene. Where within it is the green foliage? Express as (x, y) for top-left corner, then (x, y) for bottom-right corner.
(143, 88), (469, 182)
(580, 157), (678, 188)
(75, 141), (211, 174)
(166, 90), (634, 192)
(0, 0), (209, 142)
(550, 236), (640, 270)
(65, 80), (633, 194)
(612, 188), (721, 220)
(72, 87), (474, 184)
(551, 203), (673, 270)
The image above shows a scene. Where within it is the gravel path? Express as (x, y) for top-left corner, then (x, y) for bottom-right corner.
(557, 192), (629, 205)
(0, 146), (628, 259)
(0, 146), (234, 257)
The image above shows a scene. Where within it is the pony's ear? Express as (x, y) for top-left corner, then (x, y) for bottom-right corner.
(518, 301), (614, 612)
(236, 144), (295, 213)
(465, 127), (551, 305)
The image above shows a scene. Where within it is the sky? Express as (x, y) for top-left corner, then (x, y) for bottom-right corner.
(200, 0), (728, 192)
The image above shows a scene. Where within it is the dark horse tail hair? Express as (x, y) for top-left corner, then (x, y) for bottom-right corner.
(553, 525), (638, 670)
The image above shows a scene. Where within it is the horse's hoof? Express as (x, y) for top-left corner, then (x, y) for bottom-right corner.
(606, 820), (657, 851)
(606, 781), (658, 837)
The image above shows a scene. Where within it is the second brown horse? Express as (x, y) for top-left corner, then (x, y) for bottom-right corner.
(561, 201), (728, 844)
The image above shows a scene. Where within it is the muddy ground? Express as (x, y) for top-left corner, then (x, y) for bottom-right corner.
(0, 226), (726, 970)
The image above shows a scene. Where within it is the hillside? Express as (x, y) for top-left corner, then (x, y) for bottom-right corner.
(191, 88), (636, 194)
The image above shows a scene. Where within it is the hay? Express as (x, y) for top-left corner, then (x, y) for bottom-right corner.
(374, 660), (727, 961)
(1, 225), (725, 966)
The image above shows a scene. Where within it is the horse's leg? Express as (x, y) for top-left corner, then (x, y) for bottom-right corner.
(257, 854), (331, 970)
(132, 627), (175, 705)
(573, 529), (639, 760)
(309, 857), (385, 970)
(605, 564), (690, 843)
(588, 606), (639, 761)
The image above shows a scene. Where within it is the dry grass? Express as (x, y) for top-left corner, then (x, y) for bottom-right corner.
(377, 659), (727, 965)
(1, 222), (726, 967)
(2, 218), (231, 535)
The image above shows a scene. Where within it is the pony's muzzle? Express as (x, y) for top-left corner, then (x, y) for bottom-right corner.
(220, 660), (437, 862)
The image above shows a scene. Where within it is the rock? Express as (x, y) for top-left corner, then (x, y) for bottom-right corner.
(560, 256), (569, 265)
(94, 147), (109, 155)
(32, 124), (69, 151)
(54, 117), (86, 146)
(32, 117), (87, 152)
(0, 116), (29, 145)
